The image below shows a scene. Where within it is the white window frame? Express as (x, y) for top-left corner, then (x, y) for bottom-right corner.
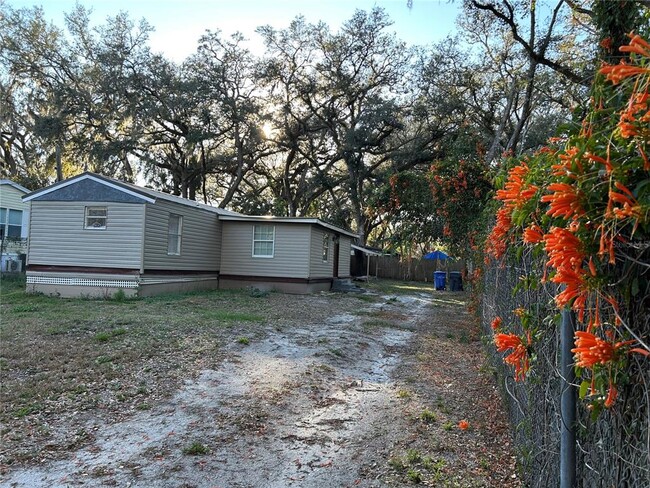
(322, 233), (329, 262)
(252, 224), (275, 258)
(0, 207), (23, 239)
(167, 214), (182, 256)
(84, 206), (107, 230)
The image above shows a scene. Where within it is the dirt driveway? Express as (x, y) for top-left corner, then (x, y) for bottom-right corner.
(1, 282), (519, 487)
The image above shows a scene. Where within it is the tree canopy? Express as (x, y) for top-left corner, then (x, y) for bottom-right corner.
(0, 0), (619, 251)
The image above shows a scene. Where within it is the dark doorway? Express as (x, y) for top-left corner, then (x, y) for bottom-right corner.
(333, 239), (340, 278)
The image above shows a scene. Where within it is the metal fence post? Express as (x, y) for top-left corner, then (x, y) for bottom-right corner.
(560, 309), (577, 488)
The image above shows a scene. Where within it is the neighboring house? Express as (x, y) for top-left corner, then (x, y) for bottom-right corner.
(0, 179), (30, 272)
(22, 172), (355, 297)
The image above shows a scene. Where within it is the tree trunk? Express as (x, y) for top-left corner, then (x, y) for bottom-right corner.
(485, 78), (518, 163)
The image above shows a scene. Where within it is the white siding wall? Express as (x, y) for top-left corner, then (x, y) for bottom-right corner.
(338, 236), (351, 277)
(220, 222), (310, 278)
(309, 226), (334, 278)
(0, 184), (29, 238)
(143, 200), (220, 271)
(28, 201), (144, 269)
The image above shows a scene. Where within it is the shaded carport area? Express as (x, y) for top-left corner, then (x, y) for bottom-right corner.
(350, 244), (385, 280)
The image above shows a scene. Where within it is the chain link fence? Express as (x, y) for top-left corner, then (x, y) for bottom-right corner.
(482, 250), (649, 487)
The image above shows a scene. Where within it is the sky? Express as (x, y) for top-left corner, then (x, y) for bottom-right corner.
(8, 0), (462, 61)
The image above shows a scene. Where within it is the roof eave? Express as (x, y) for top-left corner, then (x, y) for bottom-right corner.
(219, 215), (358, 238)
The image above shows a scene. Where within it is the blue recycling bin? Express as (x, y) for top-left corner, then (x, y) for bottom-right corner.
(449, 271), (463, 291)
(434, 271), (446, 290)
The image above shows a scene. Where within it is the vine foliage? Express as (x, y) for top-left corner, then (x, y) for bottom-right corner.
(485, 33), (650, 414)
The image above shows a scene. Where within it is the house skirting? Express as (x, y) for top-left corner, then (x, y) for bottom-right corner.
(138, 274), (219, 296)
(218, 274), (332, 294)
(26, 267), (219, 298)
(25, 267), (335, 297)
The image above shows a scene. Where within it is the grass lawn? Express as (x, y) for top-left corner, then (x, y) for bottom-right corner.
(0, 275), (277, 462)
(0, 277), (435, 426)
(0, 276), (521, 487)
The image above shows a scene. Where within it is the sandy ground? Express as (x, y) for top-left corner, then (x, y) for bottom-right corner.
(1, 289), (519, 487)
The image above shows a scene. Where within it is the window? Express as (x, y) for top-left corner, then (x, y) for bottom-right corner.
(0, 208), (23, 238)
(322, 234), (329, 262)
(84, 207), (107, 229)
(168, 214), (182, 255)
(253, 225), (274, 258)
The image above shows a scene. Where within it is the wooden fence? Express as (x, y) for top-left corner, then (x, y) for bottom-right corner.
(365, 255), (463, 282)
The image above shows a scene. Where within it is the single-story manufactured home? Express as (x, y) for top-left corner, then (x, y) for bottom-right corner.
(1, 179), (30, 272)
(22, 172), (355, 297)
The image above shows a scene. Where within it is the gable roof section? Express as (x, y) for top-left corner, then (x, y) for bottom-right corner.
(218, 214), (358, 239)
(23, 172), (241, 216)
(24, 173), (154, 204)
(0, 179), (30, 194)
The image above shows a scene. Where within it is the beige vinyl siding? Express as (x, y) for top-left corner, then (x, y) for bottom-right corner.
(309, 226), (334, 278)
(1, 184), (29, 238)
(338, 236), (351, 277)
(143, 200), (220, 271)
(220, 221), (310, 278)
(0, 185), (27, 211)
(28, 201), (144, 268)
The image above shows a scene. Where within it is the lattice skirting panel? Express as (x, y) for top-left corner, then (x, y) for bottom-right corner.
(26, 275), (139, 288)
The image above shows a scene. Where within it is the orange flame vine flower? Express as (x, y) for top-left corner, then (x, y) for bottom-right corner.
(607, 182), (643, 234)
(523, 223), (544, 244)
(572, 331), (624, 368)
(618, 90), (649, 139)
(604, 382), (618, 408)
(600, 63), (650, 84)
(600, 33), (650, 84)
(495, 162), (539, 209)
(486, 207), (512, 260)
(572, 331), (646, 368)
(544, 227), (593, 318)
(544, 227), (585, 272)
(541, 182), (585, 220)
(491, 317), (502, 331)
(552, 146), (582, 177)
(571, 330), (649, 408)
(494, 332), (531, 381)
(620, 32), (650, 58)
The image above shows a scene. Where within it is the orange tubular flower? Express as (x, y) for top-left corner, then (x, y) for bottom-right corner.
(617, 90), (650, 139)
(486, 207), (512, 259)
(491, 317), (502, 331)
(604, 382), (617, 408)
(598, 224), (617, 265)
(544, 227), (592, 316)
(495, 162), (538, 209)
(572, 331), (634, 368)
(541, 183), (585, 220)
(600, 33), (650, 83)
(639, 143), (650, 171)
(553, 268), (589, 311)
(494, 333), (530, 381)
(600, 63), (650, 85)
(620, 33), (650, 57)
(600, 63), (650, 84)
(458, 420), (469, 430)
(552, 146), (582, 177)
(523, 224), (544, 244)
(608, 182), (643, 225)
(572, 331), (616, 368)
(584, 151), (613, 173)
(545, 227), (585, 271)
